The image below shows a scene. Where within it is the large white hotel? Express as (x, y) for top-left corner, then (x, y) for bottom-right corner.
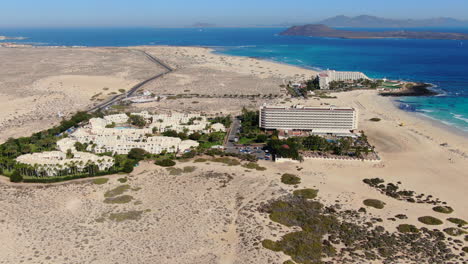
(318, 70), (370, 89)
(259, 105), (358, 135)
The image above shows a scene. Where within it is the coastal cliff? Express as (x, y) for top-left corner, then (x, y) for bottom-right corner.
(280, 24), (468, 40)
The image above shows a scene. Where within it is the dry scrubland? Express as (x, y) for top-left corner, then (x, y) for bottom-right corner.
(0, 46), (467, 263)
(0, 47), (165, 142)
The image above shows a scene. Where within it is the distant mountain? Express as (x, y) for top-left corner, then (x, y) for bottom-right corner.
(318, 15), (468, 28)
(190, 23), (217, 28)
(280, 24), (468, 40)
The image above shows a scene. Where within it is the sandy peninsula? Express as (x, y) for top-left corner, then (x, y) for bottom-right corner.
(0, 45), (466, 263)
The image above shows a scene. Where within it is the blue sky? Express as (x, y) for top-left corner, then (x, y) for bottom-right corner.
(1, 0), (467, 27)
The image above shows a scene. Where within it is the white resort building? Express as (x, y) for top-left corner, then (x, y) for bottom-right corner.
(318, 70), (370, 89)
(15, 111), (227, 176)
(70, 111), (225, 155)
(259, 105), (358, 136)
(16, 138), (114, 177)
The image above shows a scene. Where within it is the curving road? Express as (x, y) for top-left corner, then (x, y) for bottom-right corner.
(88, 50), (174, 112)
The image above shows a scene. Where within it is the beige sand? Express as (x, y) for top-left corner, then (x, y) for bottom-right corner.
(0, 47), (165, 142)
(0, 45), (466, 263)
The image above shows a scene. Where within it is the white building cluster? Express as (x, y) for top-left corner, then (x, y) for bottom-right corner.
(15, 111), (227, 176)
(16, 138), (114, 176)
(70, 111), (226, 155)
(259, 105), (358, 136)
(318, 70), (370, 89)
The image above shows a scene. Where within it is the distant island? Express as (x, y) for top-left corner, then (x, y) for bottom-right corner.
(280, 24), (468, 40)
(190, 22), (217, 28)
(317, 15), (468, 28)
(0, 36), (27, 41)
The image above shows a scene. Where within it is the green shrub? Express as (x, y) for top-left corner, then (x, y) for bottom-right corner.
(166, 167), (183, 176)
(463, 247), (468, 253)
(128, 148), (148, 161)
(283, 261), (295, 264)
(369, 118), (381, 122)
(262, 239), (281, 252)
(418, 216), (443, 225)
(93, 178), (109, 185)
(447, 218), (467, 226)
(363, 199), (385, 209)
(104, 185), (131, 198)
(155, 159), (176, 167)
(397, 224), (419, 233)
(118, 178), (127, 183)
(194, 158), (208, 163)
(443, 227), (466, 237)
(10, 170), (23, 183)
(183, 166), (196, 173)
(108, 210), (143, 222)
(123, 161), (135, 173)
(293, 189), (319, 199)
(104, 195), (134, 204)
(432, 206), (454, 214)
(281, 173), (301, 185)
(242, 162), (267, 171)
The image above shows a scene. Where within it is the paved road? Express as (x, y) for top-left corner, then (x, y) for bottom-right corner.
(88, 50), (174, 112)
(225, 118), (241, 153)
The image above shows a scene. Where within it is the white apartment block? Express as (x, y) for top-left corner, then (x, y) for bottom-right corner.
(318, 70), (370, 89)
(259, 105), (358, 134)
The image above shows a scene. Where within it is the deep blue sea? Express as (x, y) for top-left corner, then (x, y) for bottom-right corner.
(1, 27), (468, 132)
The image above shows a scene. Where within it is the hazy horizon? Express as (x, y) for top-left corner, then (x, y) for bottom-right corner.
(1, 0), (468, 27)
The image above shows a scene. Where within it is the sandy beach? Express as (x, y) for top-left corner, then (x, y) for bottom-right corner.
(0, 45), (466, 263)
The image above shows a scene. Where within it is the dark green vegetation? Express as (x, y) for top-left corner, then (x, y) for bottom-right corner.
(363, 178), (447, 206)
(103, 195), (134, 204)
(370, 118), (381, 122)
(208, 115), (232, 128)
(238, 108), (267, 144)
(443, 228), (466, 237)
(9, 170), (23, 183)
(418, 216), (443, 225)
(155, 159), (176, 167)
(260, 194), (459, 263)
(127, 148), (148, 161)
(432, 206), (454, 214)
(128, 115), (146, 128)
(463, 247), (468, 253)
(281, 173), (301, 185)
(447, 218), (467, 226)
(363, 199), (385, 209)
(92, 178), (109, 185)
(293, 189), (318, 199)
(397, 224), (419, 233)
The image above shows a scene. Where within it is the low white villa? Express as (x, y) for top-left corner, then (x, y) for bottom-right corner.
(16, 138), (114, 176)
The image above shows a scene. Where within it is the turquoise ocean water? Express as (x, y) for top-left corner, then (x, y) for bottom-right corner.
(1, 27), (467, 132)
